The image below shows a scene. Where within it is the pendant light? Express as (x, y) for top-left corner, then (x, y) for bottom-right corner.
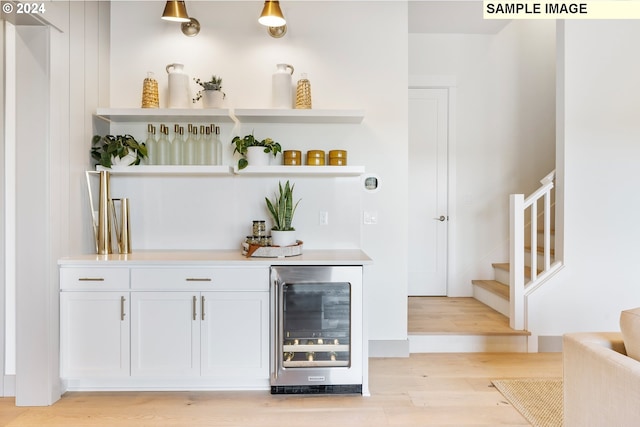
(161, 1), (190, 23)
(258, 1), (286, 27)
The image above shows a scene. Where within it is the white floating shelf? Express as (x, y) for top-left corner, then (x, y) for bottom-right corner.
(94, 108), (235, 123)
(233, 108), (365, 124)
(96, 165), (234, 175)
(234, 165), (365, 176)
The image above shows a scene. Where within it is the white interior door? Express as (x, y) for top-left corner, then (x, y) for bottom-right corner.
(408, 88), (449, 296)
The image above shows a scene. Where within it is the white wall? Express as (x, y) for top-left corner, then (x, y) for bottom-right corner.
(106, 1), (409, 346)
(528, 21), (640, 336)
(409, 20), (556, 296)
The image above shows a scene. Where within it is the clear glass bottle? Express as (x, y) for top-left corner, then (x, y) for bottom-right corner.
(214, 125), (223, 165)
(156, 124), (171, 165)
(144, 124), (157, 165)
(196, 125), (209, 165)
(170, 124), (184, 165)
(206, 126), (217, 165)
(183, 124), (197, 165)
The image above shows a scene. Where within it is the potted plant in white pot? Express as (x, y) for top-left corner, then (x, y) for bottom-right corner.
(193, 75), (225, 108)
(231, 133), (282, 169)
(91, 134), (147, 168)
(265, 180), (301, 247)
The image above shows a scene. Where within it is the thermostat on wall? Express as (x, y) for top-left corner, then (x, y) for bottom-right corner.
(362, 174), (380, 193)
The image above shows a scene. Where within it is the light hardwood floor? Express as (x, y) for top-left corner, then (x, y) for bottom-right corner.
(0, 353), (561, 426)
(1, 298), (560, 426)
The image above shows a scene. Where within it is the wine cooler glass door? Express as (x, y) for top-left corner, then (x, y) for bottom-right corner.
(270, 266), (363, 389)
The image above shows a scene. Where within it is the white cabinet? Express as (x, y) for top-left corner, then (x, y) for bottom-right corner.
(60, 265), (270, 390)
(130, 292), (200, 378)
(200, 291), (269, 380)
(60, 291), (130, 379)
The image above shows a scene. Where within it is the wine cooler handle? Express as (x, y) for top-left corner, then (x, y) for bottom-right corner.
(270, 273), (281, 381)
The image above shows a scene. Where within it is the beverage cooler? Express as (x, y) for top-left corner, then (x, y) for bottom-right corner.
(270, 266), (363, 394)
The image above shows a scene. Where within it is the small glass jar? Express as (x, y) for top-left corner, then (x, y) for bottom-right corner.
(252, 220), (266, 237)
(259, 236), (270, 246)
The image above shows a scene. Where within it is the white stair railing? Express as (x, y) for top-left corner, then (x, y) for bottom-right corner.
(509, 170), (558, 330)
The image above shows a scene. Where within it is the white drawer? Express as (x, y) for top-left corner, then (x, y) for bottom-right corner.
(131, 267), (268, 291)
(60, 267), (130, 290)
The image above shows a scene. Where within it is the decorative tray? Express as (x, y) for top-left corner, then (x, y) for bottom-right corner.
(242, 240), (303, 258)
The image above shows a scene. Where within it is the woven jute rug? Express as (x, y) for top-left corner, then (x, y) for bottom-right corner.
(492, 378), (563, 427)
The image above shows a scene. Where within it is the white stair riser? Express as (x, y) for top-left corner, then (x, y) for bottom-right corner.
(493, 267), (510, 286)
(409, 334), (527, 353)
(524, 251), (555, 268)
(472, 286), (509, 317)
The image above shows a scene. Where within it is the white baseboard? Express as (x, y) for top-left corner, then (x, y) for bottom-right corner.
(4, 374), (16, 397)
(368, 340), (410, 357)
(409, 334), (528, 353)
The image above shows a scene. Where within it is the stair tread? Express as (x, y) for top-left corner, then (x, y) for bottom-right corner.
(472, 279), (509, 299)
(492, 263), (541, 277)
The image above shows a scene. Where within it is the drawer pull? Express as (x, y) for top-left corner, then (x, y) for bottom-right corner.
(78, 277), (105, 282)
(185, 278), (212, 282)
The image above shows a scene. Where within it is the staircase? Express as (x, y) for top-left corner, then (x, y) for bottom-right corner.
(472, 171), (561, 335)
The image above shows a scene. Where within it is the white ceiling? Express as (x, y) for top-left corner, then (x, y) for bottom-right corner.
(408, 1), (510, 34)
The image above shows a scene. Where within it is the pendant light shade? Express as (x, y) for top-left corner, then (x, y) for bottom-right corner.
(162, 1), (190, 23)
(259, 1), (286, 27)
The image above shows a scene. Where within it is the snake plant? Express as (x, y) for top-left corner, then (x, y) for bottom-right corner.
(265, 180), (301, 231)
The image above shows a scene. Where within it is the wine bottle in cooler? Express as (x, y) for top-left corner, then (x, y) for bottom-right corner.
(214, 125), (223, 165)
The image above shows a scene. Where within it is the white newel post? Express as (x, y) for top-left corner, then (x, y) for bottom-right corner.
(510, 194), (525, 331)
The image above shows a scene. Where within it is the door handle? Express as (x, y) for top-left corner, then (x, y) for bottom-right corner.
(435, 215), (447, 222)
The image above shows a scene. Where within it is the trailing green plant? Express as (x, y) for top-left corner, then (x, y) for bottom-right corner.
(265, 180), (301, 231)
(231, 133), (282, 169)
(193, 75), (226, 102)
(91, 134), (147, 168)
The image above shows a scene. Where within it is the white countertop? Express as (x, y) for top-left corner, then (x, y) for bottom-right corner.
(58, 249), (373, 266)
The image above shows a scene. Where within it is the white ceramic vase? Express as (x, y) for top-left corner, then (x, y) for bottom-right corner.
(271, 230), (296, 247)
(246, 146), (270, 167)
(202, 90), (224, 108)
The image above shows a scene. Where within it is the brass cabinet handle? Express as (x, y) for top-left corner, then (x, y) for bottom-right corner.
(185, 278), (212, 282)
(192, 295), (197, 321)
(78, 277), (105, 281)
(201, 296), (205, 321)
(120, 296), (126, 321)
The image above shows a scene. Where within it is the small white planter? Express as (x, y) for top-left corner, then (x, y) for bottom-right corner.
(246, 146), (271, 167)
(271, 230), (296, 247)
(202, 90), (224, 108)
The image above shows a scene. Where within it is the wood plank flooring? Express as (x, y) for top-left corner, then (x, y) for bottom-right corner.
(0, 353), (561, 427)
(408, 297), (529, 336)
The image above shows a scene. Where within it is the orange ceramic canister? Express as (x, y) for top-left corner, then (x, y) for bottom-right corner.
(329, 149), (347, 166)
(306, 150), (325, 166)
(283, 150), (302, 166)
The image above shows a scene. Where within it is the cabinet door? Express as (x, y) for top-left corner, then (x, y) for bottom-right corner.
(131, 292), (200, 377)
(200, 291), (269, 379)
(60, 292), (130, 378)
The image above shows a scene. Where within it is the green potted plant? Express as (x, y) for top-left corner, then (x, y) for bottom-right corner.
(193, 75), (225, 108)
(91, 134), (147, 168)
(231, 133), (282, 170)
(265, 180), (301, 247)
